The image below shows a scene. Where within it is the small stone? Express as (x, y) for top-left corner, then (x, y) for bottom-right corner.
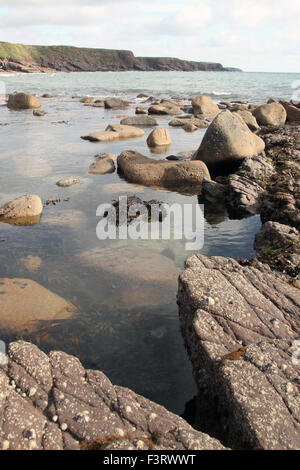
(52, 415), (58, 423)
(29, 387), (37, 397)
(61, 423), (68, 432)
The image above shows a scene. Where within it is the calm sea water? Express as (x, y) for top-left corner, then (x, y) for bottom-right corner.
(0, 70), (294, 415)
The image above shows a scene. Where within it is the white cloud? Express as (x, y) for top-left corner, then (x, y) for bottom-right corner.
(0, 0), (299, 72)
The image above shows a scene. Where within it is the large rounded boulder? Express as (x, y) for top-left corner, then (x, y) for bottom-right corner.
(147, 128), (172, 147)
(0, 195), (43, 225)
(193, 111), (265, 167)
(252, 102), (287, 126)
(7, 93), (41, 110)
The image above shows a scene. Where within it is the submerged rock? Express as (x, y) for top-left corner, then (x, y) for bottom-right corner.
(105, 124), (144, 139)
(0, 341), (226, 450)
(0, 279), (76, 333)
(117, 151), (210, 190)
(76, 247), (180, 307)
(0, 195), (43, 225)
(178, 254), (300, 449)
(193, 111), (265, 168)
(7, 93), (41, 110)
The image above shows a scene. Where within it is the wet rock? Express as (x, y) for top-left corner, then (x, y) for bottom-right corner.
(7, 93), (41, 110)
(117, 151), (210, 190)
(80, 97), (95, 104)
(178, 254), (300, 449)
(89, 153), (116, 175)
(191, 96), (219, 118)
(193, 111), (265, 168)
(227, 174), (265, 217)
(252, 103), (287, 127)
(104, 98), (130, 109)
(0, 341), (226, 450)
(135, 107), (148, 115)
(254, 221), (300, 276)
(237, 155), (275, 183)
(166, 151), (195, 161)
(0, 195), (43, 225)
(33, 110), (47, 117)
(169, 117), (209, 129)
(147, 128), (172, 147)
(81, 124), (144, 142)
(120, 115), (158, 127)
(42, 94), (54, 98)
(148, 102), (181, 116)
(0, 279), (76, 334)
(105, 124), (145, 139)
(81, 131), (120, 142)
(56, 177), (83, 188)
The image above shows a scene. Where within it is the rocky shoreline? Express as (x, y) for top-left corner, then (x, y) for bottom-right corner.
(0, 90), (300, 450)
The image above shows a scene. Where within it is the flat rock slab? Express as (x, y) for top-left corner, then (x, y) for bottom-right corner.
(0, 341), (226, 450)
(117, 150), (210, 190)
(178, 254), (300, 449)
(0, 278), (76, 334)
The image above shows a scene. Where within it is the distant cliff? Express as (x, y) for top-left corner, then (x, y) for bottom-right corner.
(0, 41), (241, 73)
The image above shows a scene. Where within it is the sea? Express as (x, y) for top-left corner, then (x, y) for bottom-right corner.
(0, 70), (299, 415)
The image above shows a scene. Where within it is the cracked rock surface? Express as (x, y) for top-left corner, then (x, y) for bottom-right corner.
(178, 254), (300, 450)
(0, 341), (226, 450)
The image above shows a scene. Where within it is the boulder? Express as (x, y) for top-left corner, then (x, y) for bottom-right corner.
(191, 96), (219, 118)
(81, 131), (120, 142)
(0, 279), (76, 333)
(117, 151), (210, 189)
(7, 93), (41, 110)
(104, 98), (130, 109)
(233, 110), (260, 132)
(135, 107), (147, 115)
(252, 103), (287, 127)
(169, 117), (209, 129)
(178, 254), (300, 449)
(76, 247), (180, 308)
(0, 341), (226, 450)
(89, 153), (116, 175)
(105, 124), (144, 139)
(279, 100), (300, 122)
(120, 116), (158, 127)
(193, 111), (265, 167)
(81, 125), (144, 142)
(148, 102), (181, 115)
(0, 195), (43, 225)
(147, 128), (172, 147)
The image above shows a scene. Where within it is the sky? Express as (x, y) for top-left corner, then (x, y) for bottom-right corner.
(0, 0), (299, 73)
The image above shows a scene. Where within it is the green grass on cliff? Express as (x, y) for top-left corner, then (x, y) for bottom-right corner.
(0, 41), (134, 66)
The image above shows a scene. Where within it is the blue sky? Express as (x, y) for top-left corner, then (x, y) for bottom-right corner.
(0, 0), (299, 72)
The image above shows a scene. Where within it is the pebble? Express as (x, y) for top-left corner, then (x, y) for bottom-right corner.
(61, 423), (68, 431)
